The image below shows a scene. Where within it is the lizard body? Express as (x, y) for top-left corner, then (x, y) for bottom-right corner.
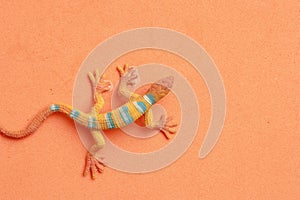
(0, 65), (177, 179)
(49, 93), (156, 130)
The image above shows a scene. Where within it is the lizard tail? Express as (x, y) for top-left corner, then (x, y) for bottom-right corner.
(0, 104), (73, 139)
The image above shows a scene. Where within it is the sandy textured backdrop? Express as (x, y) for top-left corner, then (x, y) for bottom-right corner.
(0, 1), (299, 199)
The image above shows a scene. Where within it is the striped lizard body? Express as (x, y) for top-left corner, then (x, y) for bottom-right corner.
(49, 93), (156, 131)
(0, 65), (176, 179)
(0, 92), (158, 139)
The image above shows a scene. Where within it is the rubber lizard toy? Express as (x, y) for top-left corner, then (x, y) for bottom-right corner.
(0, 65), (177, 179)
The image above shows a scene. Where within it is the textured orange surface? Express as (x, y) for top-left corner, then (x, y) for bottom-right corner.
(0, 1), (299, 199)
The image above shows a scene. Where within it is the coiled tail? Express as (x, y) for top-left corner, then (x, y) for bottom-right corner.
(0, 104), (74, 139)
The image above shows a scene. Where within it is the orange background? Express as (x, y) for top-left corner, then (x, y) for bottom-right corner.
(0, 1), (299, 199)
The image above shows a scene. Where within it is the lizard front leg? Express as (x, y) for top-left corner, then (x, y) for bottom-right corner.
(145, 109), (177, 139)
(116, 64), (140, 100)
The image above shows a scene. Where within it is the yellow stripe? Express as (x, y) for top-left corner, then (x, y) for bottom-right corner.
(127, 102), (143, 121)
(96, 113), (108, 130)
(111, 109), (125, 128)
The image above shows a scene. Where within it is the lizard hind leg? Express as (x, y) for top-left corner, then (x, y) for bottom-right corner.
(88, 69), (113, 114)
(88, 69), (113, 94)
(83, 151), (106, 180)
(83, 130), (106, 180)
(96, 73), (113, 94)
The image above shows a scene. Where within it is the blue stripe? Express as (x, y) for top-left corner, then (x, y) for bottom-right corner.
(146, 94), (156, 104)
(88, 116), (96, 129)
(70, 110), (80, 119)
(137, 102), (147, 112)
(119, 106), (133, 125)
(105, 112), (115, 129)
(134, 101), (147, 113)
(50, 104), (60, 111)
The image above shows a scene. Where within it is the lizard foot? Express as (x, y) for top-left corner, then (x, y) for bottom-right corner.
(159, 116), (178, 139)
(96, 74), (113, 93)
(88, 69), (113, 93)
(117, 64), (139, 86)
(83, 152), (106, 180)
(149, 115), (178, 139)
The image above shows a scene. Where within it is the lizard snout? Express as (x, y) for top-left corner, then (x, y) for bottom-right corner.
(156, 76), (174, 89)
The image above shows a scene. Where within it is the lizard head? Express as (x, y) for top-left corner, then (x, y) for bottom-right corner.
(148, 76), (174, 102)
